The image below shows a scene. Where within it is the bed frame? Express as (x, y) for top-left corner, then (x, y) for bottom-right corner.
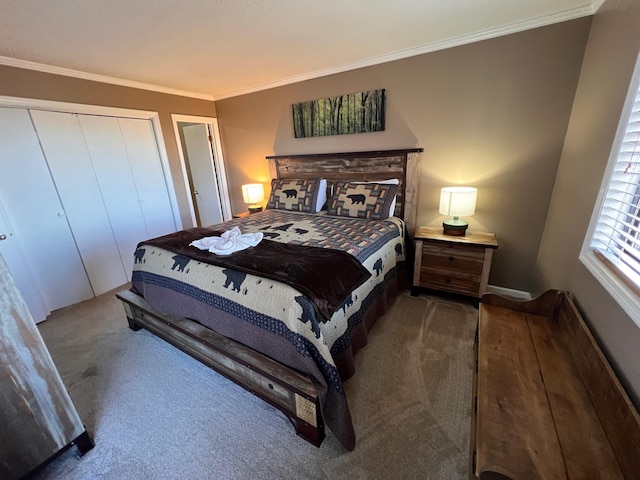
(117, 148), (423, 447)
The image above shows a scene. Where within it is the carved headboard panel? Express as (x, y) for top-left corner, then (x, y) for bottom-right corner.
(266, 149), (423, 234)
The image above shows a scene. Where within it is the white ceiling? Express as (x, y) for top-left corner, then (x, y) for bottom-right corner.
(0, 0), (602, 101)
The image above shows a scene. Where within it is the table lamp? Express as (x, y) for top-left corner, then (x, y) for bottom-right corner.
(242, 183), (265, 213)
(439, 186), (477, 236)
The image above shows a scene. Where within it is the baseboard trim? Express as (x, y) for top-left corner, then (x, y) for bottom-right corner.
(486, 285), (532, 301)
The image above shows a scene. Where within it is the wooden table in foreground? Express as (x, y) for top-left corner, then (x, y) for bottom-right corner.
(412, 226), (498, 299)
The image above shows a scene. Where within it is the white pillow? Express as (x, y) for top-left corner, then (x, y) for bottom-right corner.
(353, 178), (399, 217)
(315, 178), (327, 212)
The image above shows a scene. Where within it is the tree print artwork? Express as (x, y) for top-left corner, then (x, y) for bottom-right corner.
(292, 89), (386, 138)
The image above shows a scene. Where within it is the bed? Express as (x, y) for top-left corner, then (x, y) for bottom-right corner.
(117, 148), (423, 450)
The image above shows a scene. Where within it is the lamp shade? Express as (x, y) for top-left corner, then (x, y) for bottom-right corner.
(439, 187), (477, 217)
(241, 183), (265, 205)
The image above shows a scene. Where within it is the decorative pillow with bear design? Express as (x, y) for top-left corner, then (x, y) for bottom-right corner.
(326, 181), (399, 220)
(266, 178), (322, 213)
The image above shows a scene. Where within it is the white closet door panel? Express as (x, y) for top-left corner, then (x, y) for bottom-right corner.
(30, 110), (128, 296)
(77, 115), (147, 280)
(0, 107), (93, 312)
(0, 205), (48, 323)
(119, 118), (177, 238)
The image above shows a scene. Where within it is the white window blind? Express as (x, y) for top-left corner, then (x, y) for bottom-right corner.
(591, 83), (640, 290)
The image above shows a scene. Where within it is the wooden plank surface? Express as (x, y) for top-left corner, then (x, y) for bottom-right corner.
(475, 290), (640, 480)
(528, 312), (623, 480)
(1, 255), (86, 479)
(415, 226), (498, 249)
(476, 304), (566, 480)
(558, 298), (640, 479)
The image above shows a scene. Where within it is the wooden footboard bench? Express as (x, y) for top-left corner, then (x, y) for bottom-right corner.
(470, 290), (640, 479)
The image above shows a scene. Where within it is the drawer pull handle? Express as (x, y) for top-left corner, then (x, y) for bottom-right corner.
(449, 256), (454, 261)
(446, 279), (451, 284)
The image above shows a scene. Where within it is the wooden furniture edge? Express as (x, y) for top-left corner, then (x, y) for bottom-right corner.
(558, 296), (640, 479)
(473, 289), (640, 479)
(478, 249), (494, 297)
(480, 289), (566, 317)
(116, 290), (325, 447)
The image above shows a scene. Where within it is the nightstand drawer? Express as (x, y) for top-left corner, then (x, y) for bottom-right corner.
(418, 267), (480, 296)
(420, 244), (484, 275)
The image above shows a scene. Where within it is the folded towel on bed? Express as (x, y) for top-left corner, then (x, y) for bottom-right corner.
(190, 226), (263, 255)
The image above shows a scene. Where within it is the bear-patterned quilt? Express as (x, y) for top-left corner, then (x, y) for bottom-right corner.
(129, 210), (406, 450)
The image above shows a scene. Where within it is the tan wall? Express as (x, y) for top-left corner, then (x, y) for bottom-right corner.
(0, 65), (217, 228)
(536, 0), (640, 404)
(215, 18), (592, 292)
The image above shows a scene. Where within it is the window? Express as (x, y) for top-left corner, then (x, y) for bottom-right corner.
(581, 55), (640, 326)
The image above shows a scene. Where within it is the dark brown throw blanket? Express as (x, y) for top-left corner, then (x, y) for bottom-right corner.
(138, 226), (371, 321)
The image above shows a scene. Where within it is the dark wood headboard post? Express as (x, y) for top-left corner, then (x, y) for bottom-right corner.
(266, 149), (423, 235)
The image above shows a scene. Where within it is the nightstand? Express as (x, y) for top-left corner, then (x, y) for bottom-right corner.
(412, 226), (498, 299)
(232, 211), (250, 219)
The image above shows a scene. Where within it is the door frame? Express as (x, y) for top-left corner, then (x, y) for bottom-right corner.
(0, 95), (182, 230)
(171, 114), (232, 226)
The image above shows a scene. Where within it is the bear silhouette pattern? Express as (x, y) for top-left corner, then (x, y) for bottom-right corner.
(283, 189), (298, 199)
(395, 243), (403, 255)
(340, 293), (354, 314)
(222, 268), (246, 292)
(134, 248), (146, 264)
(171, 254), (190, 272)
(373, 258), (383, 276)
(295, 228), (308, 235)
(294, 295), (320, 338)
(273, 223), (293, 232)
(347, 194), (366, 205)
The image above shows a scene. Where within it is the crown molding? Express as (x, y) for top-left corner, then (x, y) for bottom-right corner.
(0, 1), (601, 102)
(0, 56), (214, 101)
(213, 3), (598, 100)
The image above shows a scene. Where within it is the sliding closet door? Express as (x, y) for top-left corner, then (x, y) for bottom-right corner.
(76, 115), (149, 279)
(30, 110), (128, 296)
(118, 118), (176, 239)
(0, 108), (93, 315)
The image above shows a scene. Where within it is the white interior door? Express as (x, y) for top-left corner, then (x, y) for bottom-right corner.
(0, 107), (93, 318)
(30, 110), (128, 296)
(182, 124), (224, 226)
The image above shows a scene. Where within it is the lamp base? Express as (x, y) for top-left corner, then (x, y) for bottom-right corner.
(248, 205), (263, 214)
(442, 219), (469, 236)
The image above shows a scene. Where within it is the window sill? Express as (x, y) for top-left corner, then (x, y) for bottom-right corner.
(580, 250), (640, 328)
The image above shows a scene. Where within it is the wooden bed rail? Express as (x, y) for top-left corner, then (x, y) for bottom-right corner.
(116, 290), (325, 447)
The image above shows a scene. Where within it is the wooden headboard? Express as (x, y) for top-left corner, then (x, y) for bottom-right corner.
(266, 149), (423, 235)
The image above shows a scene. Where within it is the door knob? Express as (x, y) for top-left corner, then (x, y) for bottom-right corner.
(0, 234), (7, 241)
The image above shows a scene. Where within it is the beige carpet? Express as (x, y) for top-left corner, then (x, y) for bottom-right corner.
(33, 288), (477, 480)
